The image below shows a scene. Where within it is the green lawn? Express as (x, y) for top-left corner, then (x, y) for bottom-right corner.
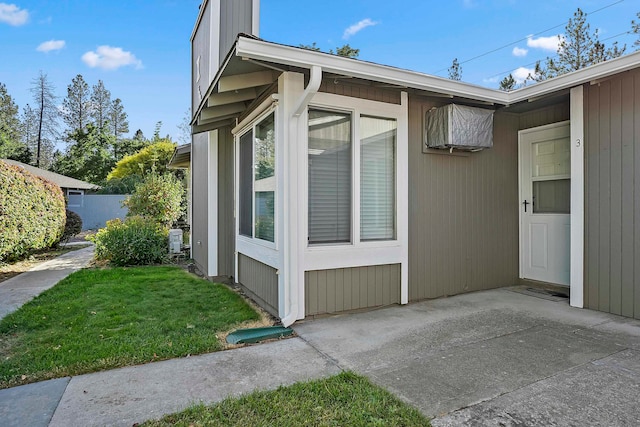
(144, 371), (430, 427)
(0, 266), (261, 388)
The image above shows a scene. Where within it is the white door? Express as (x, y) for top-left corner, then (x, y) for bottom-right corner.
(519, 122), (570, 286)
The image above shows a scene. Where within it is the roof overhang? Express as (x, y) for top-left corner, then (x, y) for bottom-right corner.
(167, 143), (192, 169)
(192, 35), (640, 134)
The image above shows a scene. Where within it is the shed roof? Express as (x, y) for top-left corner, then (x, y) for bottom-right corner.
(1, 159), (101, 190)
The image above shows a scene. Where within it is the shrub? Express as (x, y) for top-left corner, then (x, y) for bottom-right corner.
(90, 216), (168, 266)
(107, 140), (176, 181)
(123, 173), (184, 227)
(60, 210), (83, 244)
(0, 161), (65, 261)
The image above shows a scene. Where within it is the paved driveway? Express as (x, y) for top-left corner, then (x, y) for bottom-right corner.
(293, 287), (640, 426)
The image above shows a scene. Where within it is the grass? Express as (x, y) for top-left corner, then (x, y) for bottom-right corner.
(143, 371), (430, 427)
(0, 244), (90, 284)
(0, 266), (261, 388)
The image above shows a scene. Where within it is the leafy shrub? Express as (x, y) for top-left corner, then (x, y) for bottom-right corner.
(0, 161), (65, 261)
(60, 210), (83, 244)
(89, 216), (168, 266)
(107, 140), (176, 181)
(123, 173), (184, 227)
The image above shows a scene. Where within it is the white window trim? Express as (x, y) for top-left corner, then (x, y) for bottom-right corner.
(301, 91), (409, 303)
(234, 107), (279, 269)
(67, 189), (84, 208)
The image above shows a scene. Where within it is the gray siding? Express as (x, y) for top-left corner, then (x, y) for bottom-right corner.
(519, 102), (569, 130)
(219, 0), (254, 66)
(408, 96), (520, 301)
(191, 0), (211, 114)
(238, 254), (279, 316)
(191, 132), (209, 275)
(305, 264), (401, 316)
(217, 127), (235, 276)
(585, 70), (640, 320)
(319, 80), (401, 104)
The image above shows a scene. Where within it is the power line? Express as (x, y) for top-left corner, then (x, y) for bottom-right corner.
(432, 0), (626, 75)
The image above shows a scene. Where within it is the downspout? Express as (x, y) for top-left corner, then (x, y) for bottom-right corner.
(281, 65), (322, 327)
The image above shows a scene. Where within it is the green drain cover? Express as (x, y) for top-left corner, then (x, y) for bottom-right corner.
(226, 326), (294, 344)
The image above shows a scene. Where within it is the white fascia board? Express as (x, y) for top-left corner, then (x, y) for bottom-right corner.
(509, 50), (640, 104)
(236, 37), (509, 105)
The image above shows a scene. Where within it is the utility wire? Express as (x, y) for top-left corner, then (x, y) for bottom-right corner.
(432, 0), (626, 75)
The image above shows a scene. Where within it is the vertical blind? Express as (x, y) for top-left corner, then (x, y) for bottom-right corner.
(308, 109), (352, 244)
(360, 116), (396, 240)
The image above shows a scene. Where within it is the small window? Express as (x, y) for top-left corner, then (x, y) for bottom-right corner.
(238, 112), (276, 243)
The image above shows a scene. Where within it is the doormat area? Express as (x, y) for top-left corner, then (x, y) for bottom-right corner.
(509, 286), (570, 302)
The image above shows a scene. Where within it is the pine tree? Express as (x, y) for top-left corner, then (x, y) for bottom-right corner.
(90, 80), (111, 131)
(498, 74), (516, 91)
(448, 58), (462, 81)
(30, 71), (59, 168)
(108, 98), (129, 139)
(62, 74), (91, 136)
(0, 82), (29, 161)
(632, 12), (640, 49)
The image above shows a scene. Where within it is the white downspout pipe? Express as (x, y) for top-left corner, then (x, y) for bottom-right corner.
(280, 65), (321, 327)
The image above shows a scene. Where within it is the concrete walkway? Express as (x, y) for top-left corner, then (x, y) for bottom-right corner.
(2, 268), (640, 426)
(0, 245), (95, 320)
(294, 287), (640, 426)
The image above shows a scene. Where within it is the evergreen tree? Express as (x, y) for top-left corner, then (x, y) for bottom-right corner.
(632, 12), (640, 49)
(90, 80), (111, 131)
(30, 71), (59, 168)
(498, 74), (516, 91)
(0, 82), (30, 161)
(62, 74), (91, 136)
(108, 98), (129, 139)
(331, 44), (359, 58)
(448, 58), (462, 81)
(176, 109), (191, 145)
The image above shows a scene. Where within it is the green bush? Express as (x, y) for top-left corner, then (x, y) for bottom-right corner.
(123, 173), (184, 227)
(60, 210), (83, 244)
(107, 140), (176, 181)
(0, 161), (66, 261)
(90, 216), (168, 266)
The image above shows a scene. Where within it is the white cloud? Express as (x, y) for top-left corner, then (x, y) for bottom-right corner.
(513, 66), (535, 83)
(0, 3), (28, 26)
(527, 34), (563, 52)
(483, 76), (500, 84)
(36, 39), (65, 52)
(512, 46), (528, 57)
(343, 18), (378, 39)
(81, 45), (143, 70)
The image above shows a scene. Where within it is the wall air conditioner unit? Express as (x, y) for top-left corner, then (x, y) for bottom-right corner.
(424, 104), (494, 152)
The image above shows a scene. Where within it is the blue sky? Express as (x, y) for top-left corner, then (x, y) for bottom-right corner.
(1, 1), (638, 146)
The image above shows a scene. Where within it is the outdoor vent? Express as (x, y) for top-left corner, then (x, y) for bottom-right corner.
(424, 104), (494, 151)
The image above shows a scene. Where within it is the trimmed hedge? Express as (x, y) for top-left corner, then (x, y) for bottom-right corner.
(0, 161), (66, 261)
(90, 216), (168, 266)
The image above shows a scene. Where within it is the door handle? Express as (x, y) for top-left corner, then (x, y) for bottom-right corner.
(522, 200), (530, 212)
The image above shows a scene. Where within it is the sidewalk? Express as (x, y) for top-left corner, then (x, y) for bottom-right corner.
(0, 246), (95, 320)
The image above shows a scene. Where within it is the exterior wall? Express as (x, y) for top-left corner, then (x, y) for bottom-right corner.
(191, 0), (211, 114)
(67, 195), (128, 230)
(219, 0), (254, 66)
(408, 95), (520, 301)
(319, 79), (401, 104)
(305, 264), (401, 316)
(518, 102), (569, 130)
(238, 253), (279, 316)
(217, 126), (235, 276)
(191, 132), (209, 275)
(584, 70), (640, 320)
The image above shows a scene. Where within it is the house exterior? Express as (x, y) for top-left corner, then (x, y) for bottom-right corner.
(1, 159), (127, 230)
(185, 0), (640, 325)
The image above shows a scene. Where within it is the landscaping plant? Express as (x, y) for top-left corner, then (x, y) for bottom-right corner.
(123, 172), (184, 227)
(59, 209), (83, 244)
(0, 161), (65, 261)
(90, 216), (168, 266)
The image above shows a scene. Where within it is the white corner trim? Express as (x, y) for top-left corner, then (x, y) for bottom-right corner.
(208, 130), (218, 276)
(570, 86), (585, 308)
(252, 0), (260, 37)
(399, 91), (409, 305)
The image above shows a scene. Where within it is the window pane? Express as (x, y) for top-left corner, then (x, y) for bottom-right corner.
(533, 179), (570, 214)
(239, 130), (253, 237)
(254, 113), (275, 242)
(308, 109), (352, 244)
(361, 116), (396, 240)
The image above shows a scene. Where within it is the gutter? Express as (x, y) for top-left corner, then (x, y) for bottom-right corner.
(280, 65), (322, 327)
